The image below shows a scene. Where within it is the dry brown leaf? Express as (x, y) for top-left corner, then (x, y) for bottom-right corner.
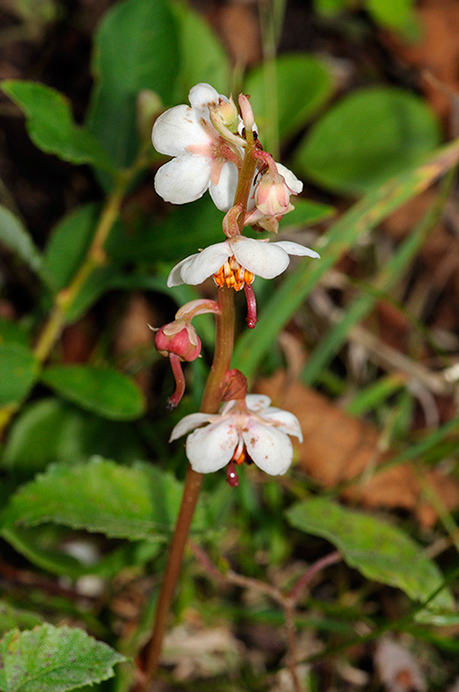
(374, 638), (426, 692)
(255, 372), (459, 527)
(206, 1), (262, 68)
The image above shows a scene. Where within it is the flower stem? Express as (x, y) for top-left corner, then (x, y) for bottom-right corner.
(141, 287), (235, 689)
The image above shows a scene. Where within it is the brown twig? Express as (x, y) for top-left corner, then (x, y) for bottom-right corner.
(189, 542), (342, 692)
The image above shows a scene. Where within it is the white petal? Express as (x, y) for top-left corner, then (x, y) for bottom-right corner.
(152, 105), (210, 156)
(243, 421), (293, 475)
(209, 161), (239, 211)
(245, 394), (271, 412)
(167, 254), (198, 287)
(154, 155), (211, 205)
(189, 83), (222, 118)
(179, 242), (231, 285)
(186, 419), (238, 473)
(232, 237), (290, 279)
(274, 240), (320, 259)
(170, 413), (216, 441)
(260, 409), (303, 442)
(275, 162), (303, 194)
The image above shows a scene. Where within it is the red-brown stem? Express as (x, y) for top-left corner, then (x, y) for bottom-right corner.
(141, 287), (235, 689)
(166, 354), (186, 409)
(290, 551), (342, 603)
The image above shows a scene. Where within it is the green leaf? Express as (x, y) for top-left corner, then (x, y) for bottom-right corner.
(0, 344), (38, 407)
(1, 458), (208, 541)
(245, 53), (334, 142)
(286, 498), (456, 622)
(0, 624), (125, 692)
(0, 317), (29, 347)
(295, 86), (441, 195)
(282, 197), (335, 229)
(172, 2), (230, 99)
(366, 0), (420, 39)
(107, 194), (224, 263)
(1, 398), (147, 476)
(40, 365), (146, 420)
(0, 603), (42, 637)
(234, 137), (459, 380)
(42, 203), (100, 292)
(87, 0), (179, 170)
(0, 205), (42, 275)
(1, 81), (115, 173)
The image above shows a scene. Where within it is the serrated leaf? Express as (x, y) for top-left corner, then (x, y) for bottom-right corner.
(1, 81), (115, 173)
(286, 498), (456, 621)
(0, 603), (42, 637)
(295, 86), (441, 195)
(1, 458), (208, 541)
(87, 0), (179, 171)
(0, 624), (125, 692)
(40, 365), (146, 420)
(0, 205), (42, 275)
(245, 53), (334, 143)
(0, 344), (39, 406)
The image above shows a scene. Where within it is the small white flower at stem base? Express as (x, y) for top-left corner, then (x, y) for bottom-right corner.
(167, 235), (320, 327)
(169, 394), (303, 484)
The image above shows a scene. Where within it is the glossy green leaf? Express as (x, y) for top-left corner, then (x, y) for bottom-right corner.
(42, 203), (100, 292)
(0, 603), (42, 637)
(234, 138), (459, 380)
(1, 81), (115, 173)
(286, 498), (456, 622)
(245, 53), (334, 142)
(0, 344), (38, 406)
(87, 0), (179, 170)
(40, 365), (146, 420)
(1, 398), (147, 476)
(1, 458), (208, 541)
(0, 205), (42, 275)
(295, 87), (441, 195)
(172, 2), (230, 99)
(0, 624), (125, 692)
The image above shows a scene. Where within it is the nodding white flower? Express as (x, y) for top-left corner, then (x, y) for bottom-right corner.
(152, 83), (244, 210)
(167, 235), (320, 291)
(170, 394), (303, 478)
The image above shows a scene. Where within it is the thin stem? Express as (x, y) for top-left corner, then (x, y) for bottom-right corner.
(141, 287), (235, 689)
(290, 551), (342, 603)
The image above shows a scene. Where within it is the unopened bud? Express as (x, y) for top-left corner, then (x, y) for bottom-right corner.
(138, 89), (163, 143)
(155, 322), (201, 361)
(255, 170), (291, 217)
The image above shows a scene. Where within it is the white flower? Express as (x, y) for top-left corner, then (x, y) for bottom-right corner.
(152, 83), (243, 210)
(167, 235), (320, 290)
(170, 394), (303, 475)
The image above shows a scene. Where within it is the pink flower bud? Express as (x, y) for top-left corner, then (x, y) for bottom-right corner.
(255, 170), (291, 217)
(155, 323), (201, 361)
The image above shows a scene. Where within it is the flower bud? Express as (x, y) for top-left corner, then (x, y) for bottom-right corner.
(211, 95), (239, 133)
(155, 322), (201, 362)
(255, 170), (291, 217)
